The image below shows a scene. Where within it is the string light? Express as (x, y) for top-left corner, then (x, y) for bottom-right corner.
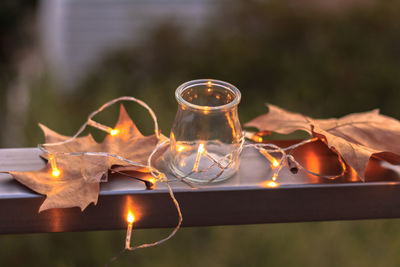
(110, 129), (120, 136)
(125, 211), (135, 249)
(35, 96), (347, 266)
(177, 145), (185, 152)
(48, 153), (60, 177)
(192, 143), (205, 172)
(259, 148), (280, 168)
(52, 169), (60, 177)
(272, 159), (279, 167)
(88, 119), (119, 136)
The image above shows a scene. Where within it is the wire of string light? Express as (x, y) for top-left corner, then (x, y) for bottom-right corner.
(36, 97), (181, 265)
(36, 96), (346, 265)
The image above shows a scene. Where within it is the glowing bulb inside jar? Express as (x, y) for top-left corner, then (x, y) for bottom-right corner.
(192, 143), (205, 172)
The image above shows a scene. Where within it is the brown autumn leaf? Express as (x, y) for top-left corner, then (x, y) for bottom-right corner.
(10, 105), (164, 211)
(11, 158), (101, 212)
(40, 104), (163, 172)
(245, 104), (400, 181)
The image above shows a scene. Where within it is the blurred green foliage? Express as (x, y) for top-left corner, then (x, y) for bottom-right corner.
(3, 220), (400, 267)
(3, 0), (400, 266)
(0, 0), (37, 144)
(25, 0), (400, 145)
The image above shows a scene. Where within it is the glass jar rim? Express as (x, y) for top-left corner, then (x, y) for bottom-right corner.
(175, 79), (241, 112)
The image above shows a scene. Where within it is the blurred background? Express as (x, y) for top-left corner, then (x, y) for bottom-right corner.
(1, 0), (400, 266)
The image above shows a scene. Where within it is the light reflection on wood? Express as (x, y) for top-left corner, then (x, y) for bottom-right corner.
(303, 150), (322, 183)
(48, 208), (63, 232)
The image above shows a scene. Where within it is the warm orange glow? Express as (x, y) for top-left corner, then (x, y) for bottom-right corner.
(127, 211), (135, 224)
(304, 151), (321, 175)
(260, 180), (279, 188)
(207, 81), (212, 87)
(148, 178), (156, 185)
(272, 173), (278, 181)
(251, 135), (263, 143)
(177, 145), (185, 152)
(272, 159), (279, 167)
(267, 181), (279, 187)
(348, 166), (358, 182)
(203, 106), (211, 115)
(198, 143), (205, 153)
(207, 88), (212, 92)
(109, 128), (119, 136)
(49, 153), (60, 177)
(52, 168), (61, 177)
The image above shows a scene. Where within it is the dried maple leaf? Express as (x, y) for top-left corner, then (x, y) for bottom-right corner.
(40, 105), (162, 172)
(11, 161), (100, 212)
(245, 104), (400, 181)
(10, 105), (163, 211)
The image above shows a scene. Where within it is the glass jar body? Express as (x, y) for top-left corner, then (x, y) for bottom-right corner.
(169, 79), (242, 183)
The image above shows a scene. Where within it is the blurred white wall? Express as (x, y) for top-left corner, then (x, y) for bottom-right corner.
(39, 0), (212, 91)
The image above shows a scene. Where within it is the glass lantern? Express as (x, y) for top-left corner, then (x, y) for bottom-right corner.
(169, 79), (242, 183)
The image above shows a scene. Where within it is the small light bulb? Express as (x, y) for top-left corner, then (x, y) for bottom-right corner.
(125, 211), (135, 249)
(110, 129), (119, 136)
(192, 143), (205, 172)
(127, 211), (135, 224)
(252, 135), (263, 143)
(207, 81), (212, 87)
(272, 159), (279, 167)
(272, 173), (278, 181)
(52, 168), (60, 177)
(198, 143), (205, 153)
(259, 149), (279, 168)
(49, 153), (60, 177)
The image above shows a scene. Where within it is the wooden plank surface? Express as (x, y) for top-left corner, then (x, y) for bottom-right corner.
(0, 140), (400, 234)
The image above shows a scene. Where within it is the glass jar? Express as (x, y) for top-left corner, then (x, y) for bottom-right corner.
(169, 79), (242, 183)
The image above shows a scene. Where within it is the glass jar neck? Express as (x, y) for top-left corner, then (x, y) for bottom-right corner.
(175, 79), (241, 113)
